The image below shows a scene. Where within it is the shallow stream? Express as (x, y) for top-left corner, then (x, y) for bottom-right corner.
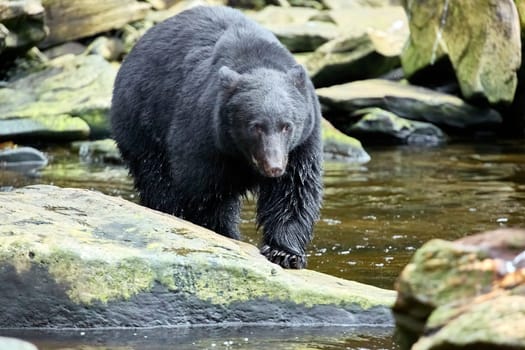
(2, 139), (525, 349)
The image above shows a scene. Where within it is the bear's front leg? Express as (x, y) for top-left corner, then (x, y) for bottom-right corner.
(256, 148), (323, 269)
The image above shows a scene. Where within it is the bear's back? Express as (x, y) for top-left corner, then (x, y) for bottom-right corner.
(111, 6), (297, 158)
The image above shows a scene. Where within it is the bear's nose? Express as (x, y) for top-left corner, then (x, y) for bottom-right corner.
(268, 166), (284, 177)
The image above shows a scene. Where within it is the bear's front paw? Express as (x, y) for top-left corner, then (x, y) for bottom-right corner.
(260, 245), (307, 269)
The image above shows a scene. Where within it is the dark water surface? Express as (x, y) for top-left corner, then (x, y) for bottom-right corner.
(1, 139), (525, 349)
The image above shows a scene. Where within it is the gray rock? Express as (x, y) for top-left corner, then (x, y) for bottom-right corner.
(0, 146), (48, 173)
(394, 229), (525, 350)
(0, 185), (395, 328)
(316, 79), (502, 128)
(249, 4), (320, 25)
(0, 54), (117, 141)
(401, 0), (521, 105)
(42, 41), (86, 59)
(348, 108), (446, 145)
(0, 0), (48, 67)
(144, 0), (181, 10)
(304, 5), (408, 86)
(250, 6), (336, 52)
(39, 0), (151, 48)
(322, 0), (398, 9)
(270, 21), (340, 52)
(85, 36), (125, 62)
(0, 337), (37, 350)
(306, 36), (400, 87)
(321, 118), (371, 163)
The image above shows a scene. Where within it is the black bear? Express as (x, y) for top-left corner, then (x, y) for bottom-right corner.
(111, 6), (322, 269)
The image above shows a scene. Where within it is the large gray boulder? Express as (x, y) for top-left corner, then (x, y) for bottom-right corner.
(317, 79), (502, 129)
(348, 107), (445, 145)
(401, 0), (521, 105)
(0, 185), (395, 328)
(0, 54), (117, 141)
(39, 0), (151, 47)
(0, 0), (47, 68)
(394, 229), (525, 350)
(250, 6), (338, 52)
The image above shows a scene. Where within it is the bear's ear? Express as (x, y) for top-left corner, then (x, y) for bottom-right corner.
(287, 64), (307, 90)
(218, 66), (241, 91)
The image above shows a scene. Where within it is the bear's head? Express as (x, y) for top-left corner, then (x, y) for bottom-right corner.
(218, 64), (314, 178)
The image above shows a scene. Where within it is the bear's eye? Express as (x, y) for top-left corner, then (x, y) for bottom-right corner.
(252, 123), (264, 134)
(281, 123), (292, 133)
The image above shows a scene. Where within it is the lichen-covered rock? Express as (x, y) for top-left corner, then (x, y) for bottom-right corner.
(347, 108), (445, 145)
(316, 79), (502, 128)
(413, 295), (525, 350)
(0, 54), (117, 141)
(401, 0), (521, 105)
(304, 6), (408, 86)
(0, 185), (395, 328)
(0, 0), (47, 69)
(393, 228), (525, 349)
(144, 0), (180, 10)
(39, 0), (151, 47)
(321, 118), (371, 163)
(250, 6), (337, 52)
(322, 0), (399, 8)
(85, 36), (125, 62)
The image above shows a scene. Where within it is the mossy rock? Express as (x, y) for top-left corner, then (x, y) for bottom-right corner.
(0, 54), (117, 141)
(39, 0), (150, 47)
(401, 0), (521, 105)
(316, 79), (502, 128)
(304, 5), (408, 87)
(393, 228), (525, 347)
(0, 0), (47, 70)
(347, 107), (445, 145)
(321, 118), (371, 163)
(0, 185), (395, 328)
(413, 294), (525, 350)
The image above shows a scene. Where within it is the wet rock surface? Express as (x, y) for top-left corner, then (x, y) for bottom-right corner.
(0, 54), (117, 141)
(39, 0), (151, 47)
(0, 0), (47, 69)
(0, 146), (48, 173)
(321, 118), (371, 162)
(0, 185), (395, 329)
(317, 79), (502, 129)
(394, 229), (525, 350)
(347, 108), (445, 145)
(401, 0), (521, 105)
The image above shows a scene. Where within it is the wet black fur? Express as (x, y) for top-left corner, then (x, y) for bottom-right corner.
(111, 6), (323, 268)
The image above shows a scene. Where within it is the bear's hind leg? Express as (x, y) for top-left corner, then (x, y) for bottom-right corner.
(179, 194), (242, 240)
(126, 150), (179, 214)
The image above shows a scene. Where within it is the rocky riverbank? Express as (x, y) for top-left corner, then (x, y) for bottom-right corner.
(2, 0), (524, 157)
(394, 229), (525, 349)
(0, 185), (395, 328)
(1, 1), (525, 348)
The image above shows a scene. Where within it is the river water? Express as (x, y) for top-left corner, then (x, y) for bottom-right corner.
(1, 139), (525, 349)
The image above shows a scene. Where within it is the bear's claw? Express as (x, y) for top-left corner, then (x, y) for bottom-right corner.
(260, 245), (306, 269)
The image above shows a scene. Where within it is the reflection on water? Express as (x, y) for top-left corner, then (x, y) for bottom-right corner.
(1, 140), (525, 349)
(6, 326), (398, 350)
(245, 141), (525, 289)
